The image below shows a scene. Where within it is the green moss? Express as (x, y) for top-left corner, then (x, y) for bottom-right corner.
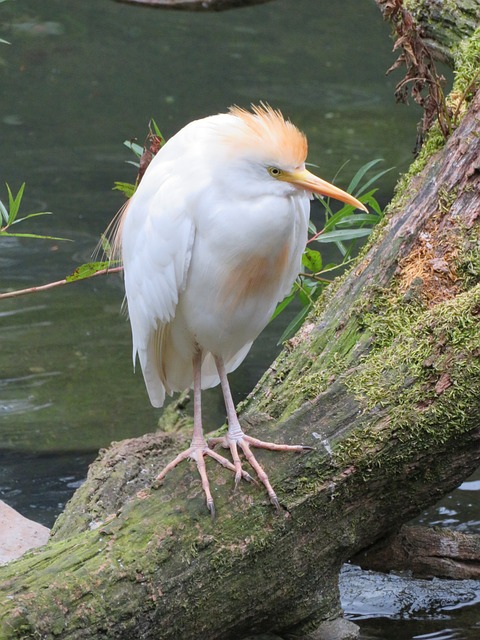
(393, 125), (445, 201)
(458, 248), (480, 288)
(452, 26), (480, 97)
(290, 320), (360, 399)
(405, 0), (459, 18)
(337, 284), (480, 474)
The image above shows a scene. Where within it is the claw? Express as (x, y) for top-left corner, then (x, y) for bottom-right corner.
(207, 499), (216, 521)
(234, 471), (242, 492)
(270, 494), (281, 511)
(208, 430), (312, 509)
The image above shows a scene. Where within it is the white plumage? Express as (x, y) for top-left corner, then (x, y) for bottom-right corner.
(114, 105), (366, 515)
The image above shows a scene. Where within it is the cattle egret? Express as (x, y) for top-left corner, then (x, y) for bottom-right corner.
(113, 105), (367, 516)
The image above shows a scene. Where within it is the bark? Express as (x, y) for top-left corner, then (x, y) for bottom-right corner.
(401, 0), (480, 65)
(1, 4), (480, 640)
(353, 525), (480, 579)
(114, 0), (274, 11)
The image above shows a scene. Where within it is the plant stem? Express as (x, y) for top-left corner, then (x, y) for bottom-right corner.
(0, 266), (123, 300)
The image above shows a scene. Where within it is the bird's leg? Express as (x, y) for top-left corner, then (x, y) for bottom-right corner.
(154, 350), (253, 516)
(208, 356), (310, 509)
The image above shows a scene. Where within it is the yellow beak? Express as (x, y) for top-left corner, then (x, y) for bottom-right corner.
(282, 168), (368, 212)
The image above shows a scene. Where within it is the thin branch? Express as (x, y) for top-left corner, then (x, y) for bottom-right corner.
(0, 266), (124, 300)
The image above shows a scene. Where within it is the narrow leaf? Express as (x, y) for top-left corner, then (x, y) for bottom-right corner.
(355, 166), (394, 197)
(315, 228), (373, 243)
(366, 196), (382, 216)
(66, 261), (117, 283)
(271, 291), (295, 321)
(6, 182), (25, 225)
(347, 159), (383, 195)
(277, 304), (311, 344)
(124, 140), (143, 158)
(335, 214), (381, 227)
(0, 198), (8, 224)
(323, 205), (357, 232)
(150, 118), (165, 141)
(0, 232), (70, 240)
(10, 211), (52, 225)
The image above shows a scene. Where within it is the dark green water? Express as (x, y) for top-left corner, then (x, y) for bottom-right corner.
(0, 1), (478, 638)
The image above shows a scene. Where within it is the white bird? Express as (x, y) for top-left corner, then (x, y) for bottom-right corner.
(113, 105), (366, 516)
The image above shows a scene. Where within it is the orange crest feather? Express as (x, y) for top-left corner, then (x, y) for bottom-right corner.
(228, 104), (308, 168)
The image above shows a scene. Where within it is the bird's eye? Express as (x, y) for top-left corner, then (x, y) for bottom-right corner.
(268, 166), (282, 178)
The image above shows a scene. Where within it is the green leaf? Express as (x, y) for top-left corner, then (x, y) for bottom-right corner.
(0, 231), (70, 240)
(113, 181), (136, 198)
(298, 286), (311, 306)
(0, 198), (8, 224)
(66, 261), (117, 283)
(6, 182), (25, 225)
(315, 228), (373, 243)
(124, 140), (143, 158)
(271, 291), (296, 321)
(355, 166), (394, 198)
(10, 211), (52, 225)
(150, 118), (165, 141)
(347, 159), (383, 195)
(335, 214), (381, 228)
(277, 304), (311, 344)
(365, 196), (382, 216)
(302, 248), (323, 272)
(322, 205), (356, 232)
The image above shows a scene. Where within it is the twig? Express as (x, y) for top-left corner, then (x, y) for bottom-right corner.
(0, 266), (124, 300)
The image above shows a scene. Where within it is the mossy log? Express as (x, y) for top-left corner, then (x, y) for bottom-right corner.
(1, 10), (480, 640)
(402, 0), (480, 64)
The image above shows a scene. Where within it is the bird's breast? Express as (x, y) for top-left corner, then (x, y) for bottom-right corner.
(220, 240), (292, 312)
(178, 191), (308, 358)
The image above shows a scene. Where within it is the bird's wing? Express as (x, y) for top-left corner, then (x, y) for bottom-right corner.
(121, 171), (195, 406)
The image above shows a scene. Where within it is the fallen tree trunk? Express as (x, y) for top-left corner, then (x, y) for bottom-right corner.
(353, 525), (480, 580)
(381, 0), (480, 65)
(0, 4), (479, 640)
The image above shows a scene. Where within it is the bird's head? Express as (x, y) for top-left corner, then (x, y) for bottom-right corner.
(222, 104), (367, 211)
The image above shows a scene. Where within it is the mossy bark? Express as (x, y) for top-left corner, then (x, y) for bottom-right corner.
(1, 6), (480, 640)
(402, 0), (480, 64)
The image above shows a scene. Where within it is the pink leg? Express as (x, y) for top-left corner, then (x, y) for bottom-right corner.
(154, 350), (252, 517)
(208, 356), (311, 509)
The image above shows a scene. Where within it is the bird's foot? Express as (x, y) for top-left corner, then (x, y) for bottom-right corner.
(153, 440), (254, 518)
(208, 430), (312, 509)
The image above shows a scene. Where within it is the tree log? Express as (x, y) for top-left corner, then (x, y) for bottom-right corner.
(401, 0), (480, 64)
(1, 5), (480, 640)
(353, 525), (480, 579)
(115, 0), (274, 11)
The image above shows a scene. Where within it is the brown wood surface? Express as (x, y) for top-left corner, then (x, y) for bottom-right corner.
(354, 525), (480, 579)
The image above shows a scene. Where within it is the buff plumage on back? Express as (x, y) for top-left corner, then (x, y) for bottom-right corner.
(227, 104), (308, 168)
